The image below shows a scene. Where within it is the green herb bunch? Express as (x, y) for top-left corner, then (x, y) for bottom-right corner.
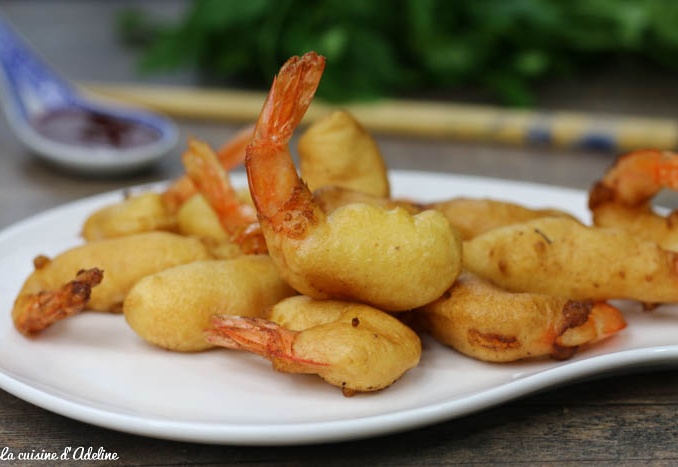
(120, 0), (678, 106)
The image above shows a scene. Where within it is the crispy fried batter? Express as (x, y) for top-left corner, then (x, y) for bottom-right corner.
(417, 273), (626, 362)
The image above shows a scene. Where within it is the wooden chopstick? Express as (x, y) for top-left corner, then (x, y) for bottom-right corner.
(80, 82), (678, 152)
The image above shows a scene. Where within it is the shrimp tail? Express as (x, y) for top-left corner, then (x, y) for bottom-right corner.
(589, 150), (678, 251)
(246, 52), (326, 222)
(590, 149), (678, 209)
(161, 124), (252, 213)
(12, 267), (104, 336)
(252, 53), (326, 144)
(205, 315), (328, 368)
(183, 139), (257, 228)
(553, 301), (627, 359)
(182, 138), (267, 253)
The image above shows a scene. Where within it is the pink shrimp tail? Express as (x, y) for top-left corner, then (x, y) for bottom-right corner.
(599, 149), (678, 206)
(555, 301), (626, 353)
(246, 52), (326, 220)
(206, 315), (295, 357)
(162, 125), (252, 213)
(652, 151), (678, 188)
(252, 52), (326, 144)
(183, 138), (257, 230)
(590, 302), (627, 337)
(205, 315), (328, 368)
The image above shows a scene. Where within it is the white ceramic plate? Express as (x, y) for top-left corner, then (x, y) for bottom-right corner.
(1, 170), (677, 446)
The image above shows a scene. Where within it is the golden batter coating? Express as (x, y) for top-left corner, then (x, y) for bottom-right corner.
(298, 109), (390, 198)
(206, 297), (421, 396)
(124, 256), (296, 352)
(417, 273), (626, 362)
(463, 217), (678, 303)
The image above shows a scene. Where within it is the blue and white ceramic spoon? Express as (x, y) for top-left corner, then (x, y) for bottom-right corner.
(0, 13), (178, 175)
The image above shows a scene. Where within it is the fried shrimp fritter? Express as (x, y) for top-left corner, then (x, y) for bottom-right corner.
(206, 296), (421, 396)
(14, 232), (211, 318)
(417, 273), (626, 362)
(81, 192), (177, 241)
(463, 217), (678, 303)
(298, 109), (390, 197)
(245, 52), (462, 311)
(426, 197), (578, 240)
(589, 149), (678, 251)
(124, 256), (295, 352)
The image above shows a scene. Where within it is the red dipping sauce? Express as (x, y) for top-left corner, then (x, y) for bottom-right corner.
(31, 107), (162, 150)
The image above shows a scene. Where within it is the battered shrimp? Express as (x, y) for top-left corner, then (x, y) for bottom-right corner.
(298, 109), (390, 197)
(589, 149), (678, 250)
(161, 124), (253, 213)
(81, 191), (177, 241)
(245, 52), (462, 311)
(463, 216), (678, 303)
(417, 273), (626, 362)
(13, 232), (211, 327)
(182, 138), (266, 254)
(13, 267), (103, 336)
(426, 197), (578, 240)
(124, 256), (296, 352)
(206, 299), (421, 396)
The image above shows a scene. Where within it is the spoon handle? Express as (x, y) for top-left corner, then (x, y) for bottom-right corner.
(0, 13), (76, 120)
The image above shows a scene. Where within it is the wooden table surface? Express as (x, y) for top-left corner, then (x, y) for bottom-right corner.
(2, 1), (678, 465)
